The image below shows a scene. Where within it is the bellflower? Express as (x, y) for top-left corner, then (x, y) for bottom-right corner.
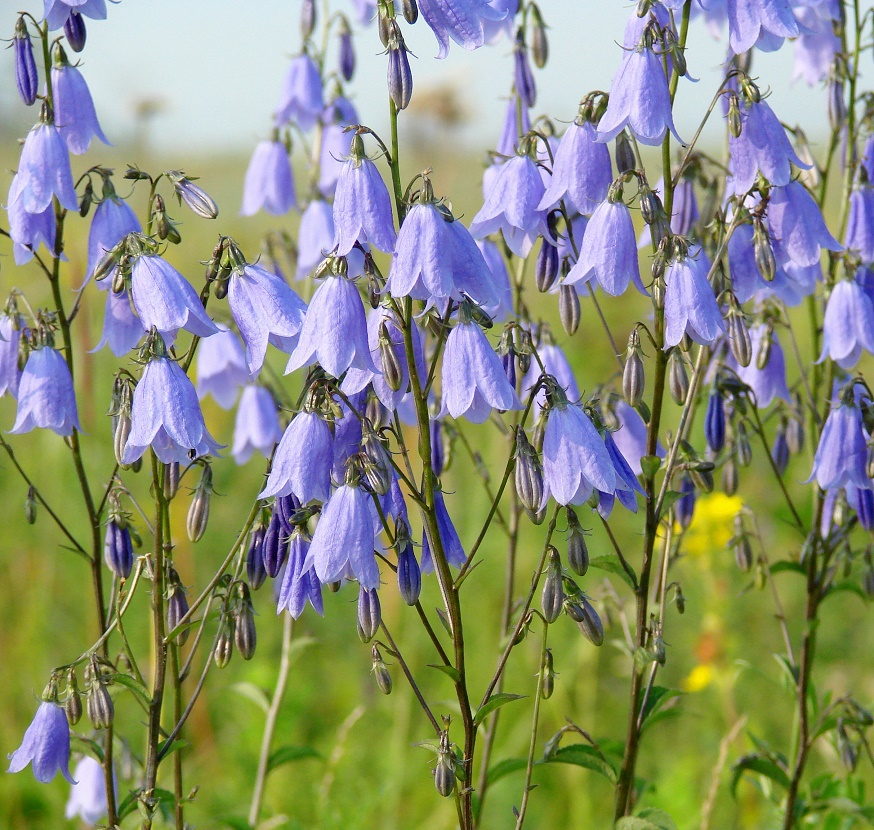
(538, 119), (612, 216)
(319, 96), (358, 198)
(496, 95), (530, 156)
(7, 700), (74, 784)
(477, 240), (514, 321)
(792, 6), (839, 85)
(121, 353), (222, 465)
(6, 174), (56, 265)
(845, 185), (874, 264)
(513, 29), (536, 107)
(228, 262), (307, 373)
(727, 0), (802, 55)
(417, 0), (506, 59)
(0, 315), (22, 398)
(440, 315), (522, 423)
(332, 391), (365, 480)
(52, 59), (110, 155)
(612, 398), (664, 475)
(196, 326), (251, 408)
(92, 287), (145, 356)
(303, 481), (381, 589)
(809, 398), (871, 491)
(14, 18), (38, 106)
(43, 0), (107, 30)
(470, 150), (549, 258)
(259, 410), (333, 503)
(277, 530), (323, 618)
(287, 273), (377, 378)
(521, 340), (581, 412)
(17, 121), (79, 214)
(241, 140), (297, 216)
(596, 38), (684, 147)
(602, 430), (643, 512)
(64, 12), (87, 52)
(727, 221), (768, 303)
(275, 53), (324, 131)
(11, 345), (80, 436)
(565, 194), (644, 296)
(332, 139), (397, 255)
(85, 194), (141, 287)
(819, 274), (874, 368)
(385, 196), (499, 306)
(639, 176), (699, 247)
(663, 249), (725, 348)
(232, 385), (281, 465)
(297, 198), (335, 279)
(65, 756), (107, 825)
(767, 181), (841, 268)
(735, 324), (790, 407)
(130, 254), (219, 343)
(421, 490), (466, 572)
(623, 2), (672, 48)
(542, 399), (617, 506)
(351, 0), (376, 24)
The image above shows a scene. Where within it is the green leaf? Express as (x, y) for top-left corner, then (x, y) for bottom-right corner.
(474, 693), (527, 727)
(112, 673), (151, 706)
(117, 790), (140, 820)
(266, 745), (321, 773)
(541, 744), (617, 784)
(219, 818), (252, 830)
(589, 555), (636, 590)
(70, 734), (104, 764)
(657, 490), (683, 522)
(633, 646), (657, 672)
(435, 607), (453, 638)
(614, 817), (663, 829)
(157, 738), (188, 759)
(485, 757), (528, 786)
(230, 681), (270, 713)
(769, 561), (806, 576)
(428, 664), (461, 684)
(639, 687), (684, 733)
(731, 754), (790, 797)
(637, 807), (679, 830)
(823, 580), (869, 604)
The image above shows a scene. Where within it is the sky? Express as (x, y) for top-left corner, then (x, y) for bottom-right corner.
(1, 0), (840, 158)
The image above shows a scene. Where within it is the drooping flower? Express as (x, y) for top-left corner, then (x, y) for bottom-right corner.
(809, 397), (871, 491)
(727, 0), (802, 55)
(241, 140), (297, 216)
(85, 194), (141, 287)
(735, 323), (791, 407)
(92, 287), (144, 357)
(638, 175), (699, 248)
(51, 57), (110, 155)
(277, 530), (323, 618)
(228, 262), (307, 373)
(275, 53), (324, 131)
(421, 490), (466, 571)
(104, 518), (133, 578)
(6, 174), (56, 265)
(332, 137), (397, 255)
(259, 410), (333, 503)
(65, 756), (108, 825)
(297, 198), (335, 279)
(232, 385), (281, 465)
(0, 315), (22, 399)
(845, 184), (874, 265)
(16, 120), (79, 214)
(818, 273), (874, 368)
(319, 96), (358, 198)
(11, 345), (80, 436)
(43, 0), (107, 30)
(121, 351), (222, 465)
(7, 700), (74, 784)
(416, 0), (506, 59)
(440, 313), (522, 423)
(303, 480), (381, 588)
(286, 272), (378, 378)
(476, 239), (514, 320)
(663, 248), (725, 348)
(129, 254), (219, 343)
(521, 339), (580, 412)
(64, 11), (87, 51)
(470, 149), (550, 258)
(496, 95), (530, 157)
(767, 180), (842, 268)
(792, 5), (839, 85)
(196, 326), (251, 409)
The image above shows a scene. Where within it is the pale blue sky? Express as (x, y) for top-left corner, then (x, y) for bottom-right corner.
(2, 1), (837, 156)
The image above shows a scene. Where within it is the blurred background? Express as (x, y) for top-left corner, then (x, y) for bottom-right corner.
(0, 1), (871, 829)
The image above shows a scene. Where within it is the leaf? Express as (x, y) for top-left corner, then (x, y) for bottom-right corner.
(823, 580), (869, 604)
(230, 681), (270, 713)
(768, 561), (806, 576)
(657, 490), (683, 522)
(157, 738), (188, 759)
(731, 754), (790, 797)
(266, 745), (321, 773)
(116, 790), (140, 821)
(637, 807), (679, 830)
(640, 455), (662, 479)
(70, 734), (104, 764)
(588, 555), (636, 590)
(219, 818), (253, 830)
(435, 607), (453, 638)
(428, 664), (461, 684)
(474, 693), (527, 727)
(541, 744), (617, 784)
(614, 817), (663, 829)
(485, 757), (528, 786)
(112, 673), (151, 706)
(639, 687), (684, 733)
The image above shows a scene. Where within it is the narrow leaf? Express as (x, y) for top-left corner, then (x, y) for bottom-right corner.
(428, 664), (461, 683)
(112, 673), (151, 706)
(230, 681), (270, 713)
(474, 693), (527, 727)
(486, 757), (529, 786)
(588, 555), (636, 590)
(731, 754), (790, 797)
(541, 744), (617, 784)
(266, 745), (321, 773)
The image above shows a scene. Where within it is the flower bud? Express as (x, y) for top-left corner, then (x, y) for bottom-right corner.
(372, 644), (392, 694)
(186, 464), (212, 543)
(167, 567), (190, 645)
(513, 28), (536, 108)
(378, 322), (403, 392)
(529, 4), (548, 68)
(727, 308), (751, 368)
(263, 507), (289, 578)
(387, 23), (413, 111)
(559, 284), (581, 336)
(615, 131), (635, 175)
(362, 425), (393, 496)
(14, 17), (38, 107)
(357, 586), (382, 643)
(168, 171), (219, 220)
(214, 617), (234, 668)
(566, 508), (589, 576)
(540, 647), (555, 698)
(434, 732), (456, 797)
(246, 526), (267, 590)
(24, 484), (37, 525)
(65, 670), (82, 726)
(86, 662), (114, 730)
(732, 517), (753, 572)
(569, 597), (604, 646)
(704, 387), (726, 454)
(396, 539), (421, 606)
(301, 0), (316, 40)
(668, 349), (689, 405)
(755, 324), (774, 370)
(727, 92), (742, 138)
(104, 518), (134, 579)
(541, 546), (564, 624)
(514, 426), (544, 518)
(785, 405), (804, 455)
(772, 421), (789, 476)
(623, 329), (645, 407)
(233, 582), (257, 660)
(400, 0), (418, 24)
(690, 461), (714, 494)
(735, 420), (752, 467)
(535, 239), (559, 292)
(837, 720), (858, 772)
(828, 77), (845, 133)
(753, 219), (776, 282)
(163, 461), (180, 501)
(675, 474), (695, 529)
(338, 19), (355, 81)
(722, 455), (738, 496)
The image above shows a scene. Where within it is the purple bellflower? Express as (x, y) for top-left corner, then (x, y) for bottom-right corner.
(521, 339), (581, 412)
(792, 6), (839, 85)
(14, 18), (38, 106)
(819, 273), (874, 369)
(477, 239), (514, 321)
(332, 135), (397, 255)
(663, 247), (725, 348)
(470, 147), (550, 258)
(228, 261), (307, 373)
(602, 429), (644, 513)
(440, 311), (522, 423)
(809, 395), (871, 491)
(104, 518), (133, 578)
(303, 479), (381, 589)
(92, 287), (145, 356)
(845, 184), (874, 265)
(17, 120), (79, 214)
(241, 139), (297, 216)
(767, 180), (841, 268)
(277, 530), (323, 618)
(538, 117), (612, 216)
(351, 0), (376, 24)
(196, 326), (251, 409)
(286, 271), (378, 378)
(332, 390), (365, 480)
(232, 385), (281, 465)
(612, 398), (663, 475)
(6, 174), (56, 265)
(7, 700), (74, 784)
(65, 756), (107, 825)
(130, 253), (219, 344)
(496, 95), (530, 157)
(596, 34), (684, 147)
(11, 345), (80, 436)
(121, 348), (222, 465)
(275, 53), (324, 131)
(513, 29), (536, 107)
(0, 315), (22, 398)
(43, 0), (107, 30)
(421, 490), (466, 572)
(297, 198), (335, 279)
(64, 11), (87, 52)
(85, 193), (141, 287)
(319, 96), (358, 198)
(727, 0), (802, 55)
(416, 0), (506, 59)
(259, 410), (333, 503)
(51, 57), (110, 155)
(564, 191), (644, 296)
(735, 323), (791, 407)
(726, 220), (769, 303)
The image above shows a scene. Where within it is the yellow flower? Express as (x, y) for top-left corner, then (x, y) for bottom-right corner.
(680, 493), (743, 558)
(682, 664), (714, 693)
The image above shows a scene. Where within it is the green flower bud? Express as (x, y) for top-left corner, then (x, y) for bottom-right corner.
(371, 644), (392, 695)
(541, 546), (564, 624)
